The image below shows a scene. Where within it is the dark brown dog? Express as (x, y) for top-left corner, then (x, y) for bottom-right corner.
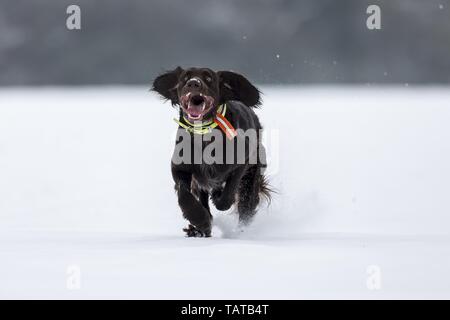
(153, 67), (270, 237)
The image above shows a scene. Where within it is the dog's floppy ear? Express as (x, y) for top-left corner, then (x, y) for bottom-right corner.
(217, 71), (261, 108)
(152, 67), (183, 104)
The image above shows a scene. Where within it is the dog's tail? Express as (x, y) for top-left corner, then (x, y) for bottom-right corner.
(257, 139), (273, 203)
(258, 171), (274, 204)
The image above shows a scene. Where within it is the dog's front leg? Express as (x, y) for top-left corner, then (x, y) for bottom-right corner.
(174, 171), (212, 237)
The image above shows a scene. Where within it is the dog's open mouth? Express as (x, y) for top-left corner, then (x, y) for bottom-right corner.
(180, 93), (215, 121)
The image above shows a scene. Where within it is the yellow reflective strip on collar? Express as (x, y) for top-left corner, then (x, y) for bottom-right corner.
(173, 118), (219, 134)
(221, 103), (227, 117)
(183, 117), (214, 127)
(173, 118), (190, 130)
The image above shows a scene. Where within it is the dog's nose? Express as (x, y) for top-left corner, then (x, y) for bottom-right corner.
(186, 78), (202, 89)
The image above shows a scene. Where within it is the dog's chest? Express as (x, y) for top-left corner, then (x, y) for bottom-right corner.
(192, 165), (224, 191)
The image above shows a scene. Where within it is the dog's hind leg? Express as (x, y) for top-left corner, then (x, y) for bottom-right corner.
(173, 171), (212, 237)
(237, 165), (261, 225)
(211, 166), (246, 211)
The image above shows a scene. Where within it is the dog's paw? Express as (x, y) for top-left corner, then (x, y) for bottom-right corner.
(211, 188), (223, 202)
(183, 224), (211, 238)
(211, 189), (234, 211)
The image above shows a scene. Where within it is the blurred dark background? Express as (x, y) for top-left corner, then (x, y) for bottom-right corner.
(0, 0), (449, 85)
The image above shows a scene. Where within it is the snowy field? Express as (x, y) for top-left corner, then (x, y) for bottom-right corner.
(0, 86), (450, 299)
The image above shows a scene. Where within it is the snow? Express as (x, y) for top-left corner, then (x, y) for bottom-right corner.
(1, 86), (450, 299)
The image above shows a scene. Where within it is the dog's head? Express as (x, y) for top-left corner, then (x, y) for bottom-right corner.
(152, 67), (260, 122)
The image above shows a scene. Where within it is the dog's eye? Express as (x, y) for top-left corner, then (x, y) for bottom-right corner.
(205, 76), (212, 82)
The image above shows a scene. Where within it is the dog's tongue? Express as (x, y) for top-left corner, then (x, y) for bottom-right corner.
(187, 101), (206, 119)
(187, 105), (203, 115)
(181, 94), (214, 120)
